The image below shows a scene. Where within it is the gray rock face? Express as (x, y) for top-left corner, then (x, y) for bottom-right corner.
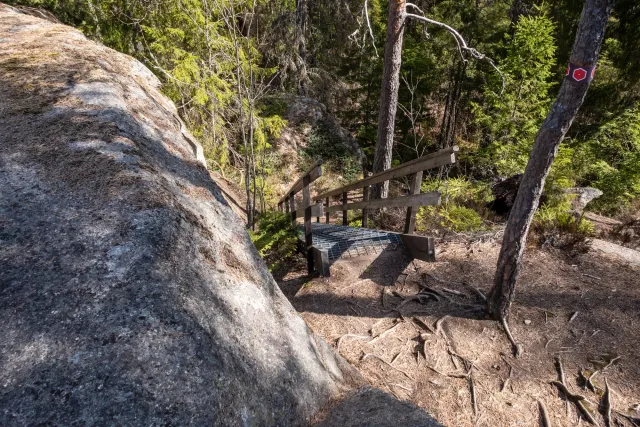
(566, 187), (604, 213)
(0, 6), (362, 425)
(285, 96), (365, 165)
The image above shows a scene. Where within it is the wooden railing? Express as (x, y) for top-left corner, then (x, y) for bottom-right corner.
(316, 145), (458, 234)
(277, 159), (324, 274)
(276, 146), (458, 275)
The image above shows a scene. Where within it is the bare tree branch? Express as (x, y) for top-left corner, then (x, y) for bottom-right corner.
(404, 4), (505, 95)
(364, 0), (379, 57)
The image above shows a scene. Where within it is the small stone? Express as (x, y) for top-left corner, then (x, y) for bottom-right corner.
(524, 319), (532, 325)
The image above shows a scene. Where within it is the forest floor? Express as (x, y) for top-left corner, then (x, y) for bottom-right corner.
(279, 235), (640, 427)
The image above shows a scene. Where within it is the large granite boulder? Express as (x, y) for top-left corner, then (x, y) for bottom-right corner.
(0, 6), (361, 425)
(0, 5), (442, 426)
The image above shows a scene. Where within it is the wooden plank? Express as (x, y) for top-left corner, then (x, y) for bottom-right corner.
(342, 192), (348, 226)
(404, 171), (423, 234)
(312, 246), (330, 277)
(289, 193), (296, 227)
(303, 175), (313, 274)
(362, 185), (369, 228)
(315, 147), (458, 200)
(401, 234), (436, 262)
(294, 203), (324, 219)
(278, 159), (323, 204)
(325, 192), (441, 213)
(325, 197), (330, 224)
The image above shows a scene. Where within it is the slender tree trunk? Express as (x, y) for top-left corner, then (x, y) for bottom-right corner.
(487, 0), (614, 320)
(372, 0), (406, 199)
(295, 0), (309, 95)
(439, 60), (466, 149)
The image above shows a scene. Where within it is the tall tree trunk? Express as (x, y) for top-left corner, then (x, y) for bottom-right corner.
(372, 0), (406, 199)
(487, 0), (614, 320)
(439, 60), (466, 149)
(295, 0), (309, 95)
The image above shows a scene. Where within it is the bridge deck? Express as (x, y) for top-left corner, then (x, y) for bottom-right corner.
(308, 223), (403, 261)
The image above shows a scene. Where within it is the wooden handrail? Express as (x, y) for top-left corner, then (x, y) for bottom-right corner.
(315, 146), (458, 200)
(294, 203), (324, 219)
(277, 147), (456, 275)
(278, 159), (323, 204)
(324, 192), (440, 213)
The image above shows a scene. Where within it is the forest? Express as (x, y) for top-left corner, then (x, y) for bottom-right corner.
(3, 0), (639, 425)
(9, 0), (639, 222)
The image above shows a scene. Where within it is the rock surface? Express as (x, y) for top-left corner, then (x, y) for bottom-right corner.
(282, 96), (365, 165)
(0, 6), (442, 426)
(1, 5), (364, 425)
(566, 187), (603, 213)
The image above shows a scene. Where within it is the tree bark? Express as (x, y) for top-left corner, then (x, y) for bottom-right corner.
(439, 60), (466, 149)
(372, 0), (406, 199)
(487, 0), (614, 320)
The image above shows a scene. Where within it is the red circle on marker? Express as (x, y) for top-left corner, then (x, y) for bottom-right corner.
(573, 68), (587, 81)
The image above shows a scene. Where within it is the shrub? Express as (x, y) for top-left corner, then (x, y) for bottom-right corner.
(416, 178), (490, 233)
(440, 206), (484, 232)
(531, 199), (594, 250)
(249, 211), (297, 277)
(574, 108), (640, 214)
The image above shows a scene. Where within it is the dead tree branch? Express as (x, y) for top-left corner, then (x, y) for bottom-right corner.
(404, 4), (505, 94)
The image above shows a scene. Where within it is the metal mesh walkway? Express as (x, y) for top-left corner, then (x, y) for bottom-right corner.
(308, 223), (403, 260)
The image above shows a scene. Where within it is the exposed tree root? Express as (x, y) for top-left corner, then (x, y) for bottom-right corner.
(336, 334), (369, 354)
(555, 357), (570, 416)
(442, 287), (466, 297)
(425, 364), (469, 379)
(551, 381), (598, 425)
(470, 373), (478, 416)
(579, 369), (600, 392)
(502, 318), (522, 358)
(614, 410), (640, 427)
(434, 315), (450, 338)
(538, 399), (552, 427)
(501, 365), (513, 392)
(463, 280), (487, 302)
(362, 353), (413, 379)
(600, 378), (611, 427)
(603, 356), (621, 371)
(412, 317), (435, 334)
(417, 282), (444, 298)
(368, 322), (401, 345)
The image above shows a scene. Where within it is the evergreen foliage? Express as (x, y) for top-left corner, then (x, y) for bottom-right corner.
(575, 108), (640, 213)
(6, 0), (640, 229)
(473, 12), (557, 177)
(249, 211), (298, 276)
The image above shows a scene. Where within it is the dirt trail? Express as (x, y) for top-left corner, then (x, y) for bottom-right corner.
(280, 239), (640, 426)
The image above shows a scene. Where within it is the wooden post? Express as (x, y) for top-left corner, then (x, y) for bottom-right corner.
(289, 192), (296, 227)
(362, 186), (369, 228)
(325, 197), (330, 224)
(316, 200), (320, 223)
(404, 171), (423, 234)
(342, 192), (348, 226)
(285, 198), (290, 214)
(312, 246), (330, 277)
(302, 175), (314, 274)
